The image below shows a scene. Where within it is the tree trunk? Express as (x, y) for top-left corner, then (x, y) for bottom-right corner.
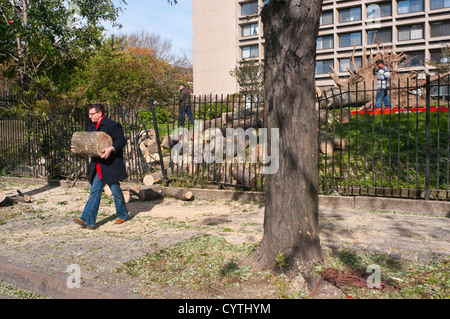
(248, 0), (323, 276)
(71, 131), (112, 157)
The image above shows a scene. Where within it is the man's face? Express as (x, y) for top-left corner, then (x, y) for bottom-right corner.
(377, 63), (384, 68)
(178, 85), (184, 91)
(88, 108), (103, 123)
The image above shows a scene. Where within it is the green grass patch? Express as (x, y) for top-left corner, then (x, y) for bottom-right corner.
(118, 234), (259, 291)
(320, 110), (450, 192)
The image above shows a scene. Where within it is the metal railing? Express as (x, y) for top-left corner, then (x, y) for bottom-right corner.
(317, 74), (450, 200)
(2, 74), (449, 201)
(0, 103), (159, 183)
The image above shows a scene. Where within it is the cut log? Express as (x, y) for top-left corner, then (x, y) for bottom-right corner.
(104, 185), (136, 203)
(127, 188), (144, 201)
(335, 108), (351, 124)
(318, 109), (333, 126)
(104, 184), (112, 196)
(225, 112), (263, 129)
(138, 185), (164, 201)
(71, 131), (113, 157)
(0, 190), (31, 205)
(163, 187), (193, 201)
(332, 136), (348, 150)
(161, 135), (176, 149)
(232, 165), (256, 187)
(222, 108), (264, 124)
(16, 190), (32, 203)
(143, 171), (163, 185)
(319, 131), (334, 155)
(138, 185), (193, 201)
(319, 131), (348, 154)
(0, 190), (5, 204)
(122, 190), (131, 203)
(319, 87), (372, 110)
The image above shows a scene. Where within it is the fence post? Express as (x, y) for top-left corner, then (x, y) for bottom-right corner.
(425, 75), (431, 201)
(150, 99), (167, 179)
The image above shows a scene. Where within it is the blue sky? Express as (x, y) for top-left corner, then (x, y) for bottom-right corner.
(105, 0), (193, 57)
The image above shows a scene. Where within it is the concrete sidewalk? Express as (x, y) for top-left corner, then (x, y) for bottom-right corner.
(0, 177), (448, 298)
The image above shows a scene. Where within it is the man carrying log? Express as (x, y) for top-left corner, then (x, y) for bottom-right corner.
(71, 103), (129, 229)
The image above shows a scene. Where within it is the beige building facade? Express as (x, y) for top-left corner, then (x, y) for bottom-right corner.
(193, 0), (450, 95)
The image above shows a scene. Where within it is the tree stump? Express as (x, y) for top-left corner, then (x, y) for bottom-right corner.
(71, 131), (112, 157)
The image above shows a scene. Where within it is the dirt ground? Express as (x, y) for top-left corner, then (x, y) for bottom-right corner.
(0, 180), (449, 298)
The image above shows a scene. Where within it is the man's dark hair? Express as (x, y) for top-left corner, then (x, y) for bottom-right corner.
(178, 83), (185, 87)
(376, 59), (385, 65)
(89, 103), (106, 115)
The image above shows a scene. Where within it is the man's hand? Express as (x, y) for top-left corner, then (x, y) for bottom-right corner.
(101, 146), (115, 159)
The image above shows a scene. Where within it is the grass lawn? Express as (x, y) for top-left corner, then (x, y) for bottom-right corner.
(320, 108), (450, 194)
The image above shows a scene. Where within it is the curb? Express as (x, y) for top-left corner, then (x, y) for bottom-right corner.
(0, 256), (139, 299)
(1, 176), (449, 216)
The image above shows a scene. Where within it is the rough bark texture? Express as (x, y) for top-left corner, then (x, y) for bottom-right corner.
(249, 0), (323, 275)
(71, 131), (112, 157)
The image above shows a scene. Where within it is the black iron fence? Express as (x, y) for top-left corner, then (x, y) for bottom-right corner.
(161, 95), (265, 190)
(164, 75), (450, 200)
(317, 74), (450, 200)
(1, 74), (449, 201)
(0, 101), (160, 184)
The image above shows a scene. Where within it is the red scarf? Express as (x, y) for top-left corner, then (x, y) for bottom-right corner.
(95, 116), (105, 180)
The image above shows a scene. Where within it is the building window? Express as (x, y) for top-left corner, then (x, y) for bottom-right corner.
(397, 0), (423, 14)
(367, 2), (392, 19)
(339, 7), (361, 23)
(316, 35), (334, 50)
(430, 0), (450, 9)
(429, 49), (450, 64)
(339, 57), (362, 72)
(320, 11), (333, 25)
(242, 44), (259, 59)
(398, 24), (423, 41)
(241, 1), (258, 16)
(367, 28), (392, 44)
(242, 23), (258, 37)
(316, 59), (334, 74)
(402, 51), (424, 67)
(430, 21), (450, 38)
(339, 32), (362, 47)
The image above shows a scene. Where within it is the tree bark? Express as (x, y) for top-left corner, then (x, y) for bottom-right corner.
(248, 0), (323, 276)
(71, 131), (112, 157)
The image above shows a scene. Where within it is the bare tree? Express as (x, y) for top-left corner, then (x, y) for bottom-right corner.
(125, 30), (176, 62)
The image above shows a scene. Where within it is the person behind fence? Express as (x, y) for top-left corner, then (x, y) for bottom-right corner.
(373, 59), (391, 109)
(178, 83), (194, 127)
(71, 103), (129, 229)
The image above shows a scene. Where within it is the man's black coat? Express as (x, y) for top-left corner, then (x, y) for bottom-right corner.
(87, 117), (127, 185)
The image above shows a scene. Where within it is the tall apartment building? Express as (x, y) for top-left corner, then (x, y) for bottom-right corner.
(193, 0), (450, 95)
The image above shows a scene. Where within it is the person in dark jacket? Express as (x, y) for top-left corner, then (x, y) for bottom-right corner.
(71, 103), (128, 229)
(178, 83), (194, 127)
